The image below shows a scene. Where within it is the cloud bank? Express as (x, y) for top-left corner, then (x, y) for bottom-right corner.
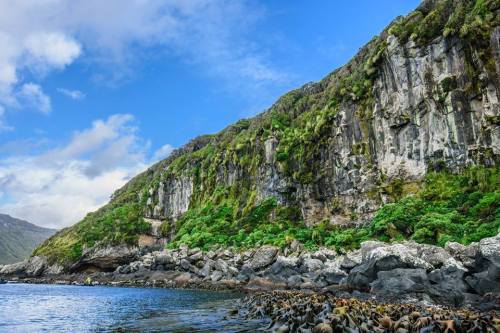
(0, 114), (170, 229)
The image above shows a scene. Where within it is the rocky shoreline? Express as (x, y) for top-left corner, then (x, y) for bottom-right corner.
(2, 234), (500, 312)
(237, 291), (500, 333)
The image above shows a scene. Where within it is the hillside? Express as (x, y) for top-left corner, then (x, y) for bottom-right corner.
(35, 0), (500, 266)
(0, 214), (56, 264)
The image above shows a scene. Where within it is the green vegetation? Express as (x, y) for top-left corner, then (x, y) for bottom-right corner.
(34, 202), (151, 264)
(389, 0), (499, 46)
(169, 166), (499, 251)
(32, 0), (500, 264)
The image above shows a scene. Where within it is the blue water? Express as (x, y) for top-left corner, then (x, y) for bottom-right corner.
(0, 283), (263, 332)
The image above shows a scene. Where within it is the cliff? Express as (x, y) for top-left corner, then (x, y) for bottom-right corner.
(35, 0), (499, 265)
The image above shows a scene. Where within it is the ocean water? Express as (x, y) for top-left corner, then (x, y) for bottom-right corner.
(0, 283), (264, 332)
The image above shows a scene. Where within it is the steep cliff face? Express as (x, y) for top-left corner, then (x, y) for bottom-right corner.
(35, 0), (500, 264)
(145, 7), (499, 226)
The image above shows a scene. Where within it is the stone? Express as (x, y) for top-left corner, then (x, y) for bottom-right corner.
(340, 250), (362, 270)
(210, 270), (223, 282)
(270, 256), (301, 275)
(301, 258), (324, 273)
(236, 264), (254, 282)
(360, 241), (386, 260)
(198, 261), (213, 278)
(371, 268), (430, 295)
(215, 259), (229, 274)
(206, 251), (216, 260)
(428, 260), (469, 293)
(180, 259), (191, 271)
(445, 241), (477, 268)
(416, 245), (452, 268)
(188, 251), (203, 263)
(228, 266), (239, 277)
(320, 263), (348, 285)
(25, 256), (47, 277)
(247, 246), (279, 270)
(346, 243), (433, 290)
(72, 245), (139, 271)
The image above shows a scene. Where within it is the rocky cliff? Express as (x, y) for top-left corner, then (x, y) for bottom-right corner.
(34, 0), (499, 265)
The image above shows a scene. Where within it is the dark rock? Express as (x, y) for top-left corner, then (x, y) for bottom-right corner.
(371, 268), (430, 295)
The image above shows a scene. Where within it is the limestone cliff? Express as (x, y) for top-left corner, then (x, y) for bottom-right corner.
(35, 0), (500, 264)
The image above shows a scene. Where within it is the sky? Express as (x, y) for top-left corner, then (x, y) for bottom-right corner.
(0, 0), (419, 229)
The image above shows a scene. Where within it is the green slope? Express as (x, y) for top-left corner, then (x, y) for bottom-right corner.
(34, 0), (500, 265)
(0, 214), (56, 264)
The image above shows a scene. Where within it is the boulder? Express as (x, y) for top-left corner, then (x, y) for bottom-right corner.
(73, 245), (139, 271)
(154, 252), (175, 267)
(270, 256), (300, 275)
(180, 258), (191, 271)
(346, 244), (432, 290)
(320, 262), (348, 285)
(371, 268), (430, 295)
(215, 259), (229, 275)
(210, 270), (223, 282)
(360, 241), (386, 260)
(465, 234), (500, 295)
(25, 256), (47, 277)
(417, 244), (453, 268)
(188, 251), (203, 263)
(445, 241), (477, 268)
(236, 264), (254, 282)
(428, 259), (469, 293)
(247, 246), (278, 270)
(340, 250), (362, 270)
(301, 258), (324, 273)
(198, 261), (213, 278)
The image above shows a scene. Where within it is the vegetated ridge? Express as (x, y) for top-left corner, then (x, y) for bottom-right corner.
(0, 214), (56, 265)
(35, 0), (500, 266)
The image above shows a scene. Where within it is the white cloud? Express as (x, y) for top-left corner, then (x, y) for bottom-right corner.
(57, 88), (86, 100)
(0, 0), (289, 124)
(18, 83), (51, 114)
(24, 32), (81, 69)
(152, 144), (174, 162)
(0, 114), (171, 229)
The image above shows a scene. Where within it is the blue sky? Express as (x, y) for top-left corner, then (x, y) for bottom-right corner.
(0, 0), (419, 228)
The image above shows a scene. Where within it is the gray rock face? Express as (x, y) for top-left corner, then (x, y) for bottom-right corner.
(72, 245), (139, 272)
(142, 28), (499, 227)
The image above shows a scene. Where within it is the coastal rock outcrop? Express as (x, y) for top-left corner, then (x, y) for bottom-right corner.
(7, 234), (498, 308)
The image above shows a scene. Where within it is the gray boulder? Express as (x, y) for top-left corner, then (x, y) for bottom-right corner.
(72, 245), (139, 271)
(346, 243), (432, 290)
(320, 262), (348, 284)
(247, 246), (278, 270)
(180, 258), (191, 271)
(371, 268), (430, 295)
(445, 241), (477, 268)
(210, 270), (223, 282)
(301, 258), (324, 273)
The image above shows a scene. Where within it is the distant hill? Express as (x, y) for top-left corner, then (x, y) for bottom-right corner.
(0, 214), (56, 265)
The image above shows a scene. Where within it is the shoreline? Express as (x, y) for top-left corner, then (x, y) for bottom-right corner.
(3, 277), (499, 332)
(2, 234), (500, 313)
